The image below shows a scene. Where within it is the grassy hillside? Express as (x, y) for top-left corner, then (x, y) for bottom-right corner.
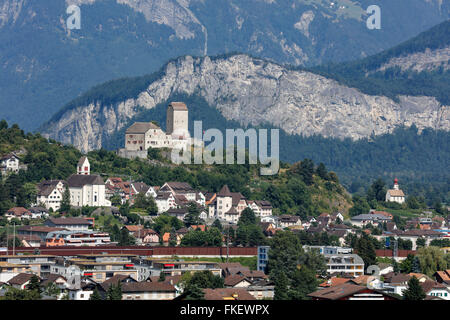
(0, 120), (351, 218)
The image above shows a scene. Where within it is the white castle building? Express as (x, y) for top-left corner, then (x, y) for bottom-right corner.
(119, 102), (199, 159)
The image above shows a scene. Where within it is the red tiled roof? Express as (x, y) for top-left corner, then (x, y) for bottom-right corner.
(203, 288), (256, 300)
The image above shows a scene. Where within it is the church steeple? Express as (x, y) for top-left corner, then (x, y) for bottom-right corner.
(393, 178), (399, 190)
(77, 156), (90, 175)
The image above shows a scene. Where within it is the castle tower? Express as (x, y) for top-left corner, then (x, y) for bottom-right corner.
(77, 156), (90, 175)
(166, 102), (189, 139)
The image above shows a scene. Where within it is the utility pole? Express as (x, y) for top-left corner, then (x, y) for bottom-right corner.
(6, 223), (8, 255)
(226, 225), (230, 263)
(13, 222), (15, 256)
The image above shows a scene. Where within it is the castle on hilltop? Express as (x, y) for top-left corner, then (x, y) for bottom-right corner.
(118, 102), (195, 159)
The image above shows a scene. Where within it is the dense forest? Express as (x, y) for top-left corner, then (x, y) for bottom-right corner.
(310, 20), (450, 104)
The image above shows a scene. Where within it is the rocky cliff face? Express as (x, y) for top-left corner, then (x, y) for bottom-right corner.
(1, 0), (448, 130)
(42, 54), (450, 153)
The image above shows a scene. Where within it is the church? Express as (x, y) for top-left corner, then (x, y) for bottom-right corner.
(385, 178), (406, 204)
(67, 157), (111, 207)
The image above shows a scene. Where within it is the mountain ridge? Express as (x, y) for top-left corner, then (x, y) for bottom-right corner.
(1, 0), (448, 129)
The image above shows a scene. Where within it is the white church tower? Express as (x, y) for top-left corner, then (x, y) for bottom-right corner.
(77, 156), (90, 175)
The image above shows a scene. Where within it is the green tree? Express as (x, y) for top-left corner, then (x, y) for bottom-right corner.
(403, 276), (426, 300)
(416, 246), (449, 276)
(90, 288), (102, 300)
(349, 195), (370, 217)
(416, 237), (426, 248)
(238, 207), (257, 226)
(146, 197), (159, 215)
(273, 270), (290, 300)
(159, 272), (166, 282)
(316, 163), (329, 180)
(400, 254), (414, 273)
(169, 227), (177, 247)
(212, 219), (223, 231)
(183, 202), (203, 227)
(60, 185), (71, 213)
(355, 234), (377, 270)
(366, 178), (387, 203)
(107, 282), (122, 300)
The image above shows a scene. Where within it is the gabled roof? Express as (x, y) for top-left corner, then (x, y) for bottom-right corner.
(420, 280), (448, 294)
(237, 270), (267, 279)
(319, 277), (351, 287)
(67, 174), (104, 187)
(203, 288), (256, 300)
(231, 193), (246, 206)
(40, 274), (66, 287)
(217, 185), (232, 197)
(126, 122), (160, 134)
(123, 225), (143, 232)
(28, 207), (49, 214)
(224, 275), (251, 287)
(387, 189), (405, 197)
(6, 207), (30, 216)
(308, 283), (368, 300)
(77, 156), (88, 167)
(225, 207), (239, 215)
(0, 153), (19, 161)
(100, 274), (136, 291)
(163, 182), (194, 193)
(8, 273), (36, 286)
(46, 217), (91, 226)
(121, 282), (176, 293)
(132, 182), (150, 194)
(37, 180), (66, 196)
(17, 225), (67, 233)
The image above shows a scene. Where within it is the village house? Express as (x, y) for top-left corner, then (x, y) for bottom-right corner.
(324, 254), (364, 277)
(28, 207), (49, 219)
(224, 274), (252, 288)
(247, 200), (273, 217)
(36, 180), (67, 211)
(308, 282), (400, 300)
(155, 192), (176, 213)
(210, 185), (248, 223)
(420, 280), (450, 300)
(0, 153), (20, 174)
(4, 207), (31, 221)
(392, 229), (444, 249)
(7, 273), (38, 290)
(277, 215), (302, 229)
(133, 229), (159, 245)
(45, 217), (92, 232)
(17, 226), (67, 241)
(350, 213), (392, 227)
(160, 182), (198, 203)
